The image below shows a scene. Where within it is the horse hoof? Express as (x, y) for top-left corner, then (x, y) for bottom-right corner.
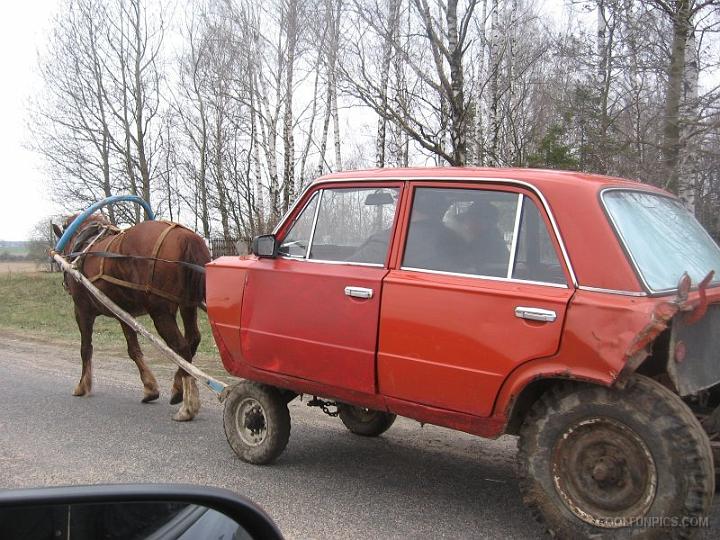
(142, 391), (160, 403)
(169, 391), (183, 405)
(173, 410), (194, 422)
(72, 386), (87, 397)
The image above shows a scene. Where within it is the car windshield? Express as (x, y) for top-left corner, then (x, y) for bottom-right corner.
(603, 190), (720, 292)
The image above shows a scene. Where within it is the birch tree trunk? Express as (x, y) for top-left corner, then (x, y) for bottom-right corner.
(474, 0), (488, 166)
(317, 0), (337, 176)
(331, 71), (343, 171)
(446, 0), (466, 165)
(300, 48), (323, 182)
(678, 29), (699, 211)
(659, 0), (692, 196)
(282, 0), (298, 212)
(249, 78), (265, 230)
(488, 0), (501, 166)
(376, 0), (400, 168)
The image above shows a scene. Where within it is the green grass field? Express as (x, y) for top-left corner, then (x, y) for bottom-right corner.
(0, 271), (217, 355)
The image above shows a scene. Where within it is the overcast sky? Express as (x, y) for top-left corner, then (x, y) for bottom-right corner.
(0, 1), (59, 241)
(0, 0), (571, 242)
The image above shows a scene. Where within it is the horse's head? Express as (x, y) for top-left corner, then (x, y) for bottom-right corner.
(52, 212), (110, 239)
(52, 213), (114, 253)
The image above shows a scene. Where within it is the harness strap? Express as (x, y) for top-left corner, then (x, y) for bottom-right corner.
(66, 251), (206, 274)
(93, 232), (125, 282)
(93, 274), (190, 305)
(149, 222), (179, 288)
(83, 220), (201, 306)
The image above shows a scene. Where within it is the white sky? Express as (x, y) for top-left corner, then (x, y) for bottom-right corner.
(0, 0), (59, 241)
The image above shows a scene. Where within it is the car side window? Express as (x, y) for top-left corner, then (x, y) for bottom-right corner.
(278, 192), (319, 258)
(403, 187), (518, 276)
(309, 187), (399, 264)
(511, 197), (566, 285)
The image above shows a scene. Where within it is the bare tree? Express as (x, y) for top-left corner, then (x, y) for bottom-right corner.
(342, 0), (478, 165)
(176, 11), (212, 237)
(649, 0), (720, 210)
(32, 0), (117, 222)
(282, 0), (300, 211)
(33, 0), (720, 240)
(376, 0), (402, 167)
(103, 0), (164, 221)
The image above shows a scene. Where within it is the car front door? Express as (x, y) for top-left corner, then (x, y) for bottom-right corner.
(377, 183), (575, 416)
(240, 183), (402, 395)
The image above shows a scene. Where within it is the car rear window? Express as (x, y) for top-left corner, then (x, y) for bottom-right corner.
(603, 190), (720, 292)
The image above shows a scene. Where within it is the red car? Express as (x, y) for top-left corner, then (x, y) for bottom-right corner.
(207, 167), (720, 538)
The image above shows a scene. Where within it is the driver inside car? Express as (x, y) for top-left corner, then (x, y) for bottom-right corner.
(403, 191), (465, 272)
(456, 201), (510, 276)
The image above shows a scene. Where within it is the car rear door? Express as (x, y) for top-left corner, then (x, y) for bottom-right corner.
(240, 182), (403, 395)
(377, 182), (575, 416)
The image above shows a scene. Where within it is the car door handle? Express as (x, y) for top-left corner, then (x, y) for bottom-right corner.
(515, 306), (557, 322)
(344, 286), (374, 299)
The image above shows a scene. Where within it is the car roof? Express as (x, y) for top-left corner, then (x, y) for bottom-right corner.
(315, 167), (670, 196)
(314, 167), (672, 292)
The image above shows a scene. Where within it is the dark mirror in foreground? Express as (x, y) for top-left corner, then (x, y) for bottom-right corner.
(0, 484), (283, 540)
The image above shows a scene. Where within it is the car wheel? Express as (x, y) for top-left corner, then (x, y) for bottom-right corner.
(338, 404), (396, 437)
(223, 381), (291, 465)
(518, 374), (714, 539)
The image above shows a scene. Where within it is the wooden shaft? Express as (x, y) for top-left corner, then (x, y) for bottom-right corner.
(52, 251), (227, 398)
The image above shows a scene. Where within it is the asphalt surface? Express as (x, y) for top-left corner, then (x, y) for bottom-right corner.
(1, 332), (719, 539)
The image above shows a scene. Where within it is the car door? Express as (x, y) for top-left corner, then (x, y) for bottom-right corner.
(240, 183), (403, 395)
(377, 183), (575, 416)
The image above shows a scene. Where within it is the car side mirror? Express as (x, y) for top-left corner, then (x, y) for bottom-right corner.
(251, 234), (278, 258)
(0, 484), (283, 540)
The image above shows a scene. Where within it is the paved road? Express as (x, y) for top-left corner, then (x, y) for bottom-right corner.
(1, 332), (718, 539)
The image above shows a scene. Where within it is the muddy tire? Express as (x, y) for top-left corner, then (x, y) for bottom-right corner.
(518, 374), (714, 539)
(338, 404), (396, 437)
(223, 381), (291, 465)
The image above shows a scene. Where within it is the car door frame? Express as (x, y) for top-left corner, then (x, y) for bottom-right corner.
(377, 179), (577, 416)
(239, 180), (406, 397)
(386, 179), (576, 287)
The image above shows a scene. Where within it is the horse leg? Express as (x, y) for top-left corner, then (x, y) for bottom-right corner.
(73, 306), (95, 397)
(120, 322), (160, 403)
(150, 311), (200, 422)
(181, 305), (202, 357)
(169, 306), (201, 405)
(179, 376), (200, 423)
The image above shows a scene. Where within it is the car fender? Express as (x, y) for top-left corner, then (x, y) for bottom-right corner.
(493, 289), (671, 433)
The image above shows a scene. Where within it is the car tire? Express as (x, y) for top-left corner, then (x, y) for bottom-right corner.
(223, 381), (291, 465)
(518, 374), (714, 539)
(338, 404), (396, 437)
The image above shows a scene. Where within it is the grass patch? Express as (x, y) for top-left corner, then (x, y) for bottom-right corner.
(0, 272), (217, 355)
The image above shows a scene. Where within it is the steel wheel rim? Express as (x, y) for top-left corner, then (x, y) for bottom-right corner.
(235, 397), (268, 447)
(552, 416), (657, 528)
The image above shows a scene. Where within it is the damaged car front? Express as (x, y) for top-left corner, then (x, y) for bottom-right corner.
(603, 188), (720, 469)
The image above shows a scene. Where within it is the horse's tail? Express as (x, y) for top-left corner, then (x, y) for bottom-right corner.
(182, 233), (211, 307)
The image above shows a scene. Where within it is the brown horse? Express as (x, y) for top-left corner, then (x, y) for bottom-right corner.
(53, 213), (211, 421)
